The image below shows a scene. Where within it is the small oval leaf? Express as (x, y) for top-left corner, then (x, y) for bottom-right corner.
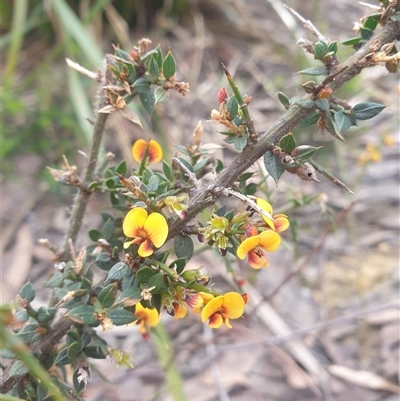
(351, 102), (386, 120)
(174, 235), (194, 260)
(263, 151), (285, 184)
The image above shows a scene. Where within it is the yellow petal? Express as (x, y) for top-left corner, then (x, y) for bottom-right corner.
(123, 208), (148, 237)
(208, 313), (223, 329)
(201, 296), (224, 322)
(132, 139), (147, 162)
(256, 198), (275, 230)
(223, 317), (232, 329)
(258, 231), (281, 252)
(237, 236), (260, 259)
(144, 212), (168, 248)
(148, 140), (163, 163)
(222, 292), (245, 319)
(135, 303), (160, 327)
(173, 303), (187, 319)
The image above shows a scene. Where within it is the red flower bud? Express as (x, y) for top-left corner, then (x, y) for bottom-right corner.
(217, 87), (228, 103)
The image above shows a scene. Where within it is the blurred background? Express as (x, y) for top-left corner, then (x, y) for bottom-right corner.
(1, 1), (399, 400)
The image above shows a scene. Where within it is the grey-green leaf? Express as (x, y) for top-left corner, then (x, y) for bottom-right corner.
(9, 360), (29, 377)
(108, 309), (137, 326)
(351, 102), (386, 120)
(67, 305), (97, 325)
(226, 96), (239, 120)
(334, 111), (352, 132)
(297, 66), (328, 76)
(174, 235), (194, 260)
(107, 262), (131, 281)
(263, 151), (285, 184)
(20, 282), (35, 302)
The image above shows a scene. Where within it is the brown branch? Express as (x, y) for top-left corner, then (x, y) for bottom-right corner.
(167, 16), (400, 239)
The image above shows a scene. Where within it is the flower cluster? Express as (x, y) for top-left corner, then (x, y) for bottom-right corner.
(120, 139), (289, 337)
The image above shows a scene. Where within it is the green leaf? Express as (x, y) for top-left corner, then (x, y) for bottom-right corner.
(234, 136), (247, 151)
(46, 272), (64, 288)
(108, 309), (137, 326)
(292, 98), (315, 108)
(147, 175), (159, 192)
(324, 111), (345, 141)
(154, 86), (168, 104)
(139, 90), (155, 115)
(67, 305), (97, 325)
(226, 96), (239, 120)
(148, 273), (165, 293)
(327, 41), (338, 54)
(163, 160), (174, 180)
(107, 262), (131, 281)
(37, 307), (56, 324)
(136, 266), (155, 283)
(98, 283), (118, 308)
(14, 310), (29, 323)
(174, 235), (194, 260)
(67, 341), (82, 360)
(169, 258), (187, 275)
(351, 102), (386, 120)
(364, 16), (379, 31)
(292, 145), (321, 164)
(16, 324), (41, 344)
(19, 281), (35, 302)
(118, 286), (141, 307)
(163, 51), (176, 79)
(83, 346), (107, 359)
(88, 229), (102, 242)
(315, 98), (330, 111)
(116, 160), (127, 175)
(360, 27), (374, 41)
(279, 133), (297, 153)
(277, 92), (290, 109)
(263, 150), (284, 184)
(334, 111), (352, 132)
(102, 219), (115, 242)
(342, 37), (362, 46)
(299, 112), (319, 127)
(148, 56), (160, 82)
(132, 78), (150, 94)
(314, 41), (328, 60)
(9, 359), (29, 377)
(245, 183), (258, 195)
(153, 44), (163, 67)
(55, 347), (72, 366)
(297, 66), (328, 76)
(95, 253), (114, 271)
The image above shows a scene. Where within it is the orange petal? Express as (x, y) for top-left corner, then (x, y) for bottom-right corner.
(144, 212), (168, 248)
(138, 238), (154, 257)
(147, 140), (163, 163)
(237, 236), (260, 260)
(222, 292), (245, 319)
(208, 313), (223, 329)
(132, 139), (147, 162)
(201, 296), (224, 322)
(123, 208), (148, 237)
(258, 231), (281, 252)
(273, 214), (289, 232)
(247, 250), (268, 269)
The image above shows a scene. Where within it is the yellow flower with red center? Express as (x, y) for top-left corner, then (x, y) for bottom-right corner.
(134, 302), (160, 339)
(256, 198), (290, 232)
(123, 208), (168, 257)
(236, 226), (281, 269)
(132, 139), (163, 163)
(201, 292), (246, 329)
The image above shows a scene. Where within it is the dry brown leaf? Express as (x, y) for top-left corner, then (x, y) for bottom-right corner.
(119, 107), (144, 128)
(328, 365), (400, 393)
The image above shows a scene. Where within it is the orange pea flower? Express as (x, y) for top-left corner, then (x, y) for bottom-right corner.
(132, 139), (163, 163)
(236, 229), (281, 269)
(134, 303), (160, 339)
(201, 292), (245, 329)
(123, 208), (168, 257)
(256, 198), (289, 232)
